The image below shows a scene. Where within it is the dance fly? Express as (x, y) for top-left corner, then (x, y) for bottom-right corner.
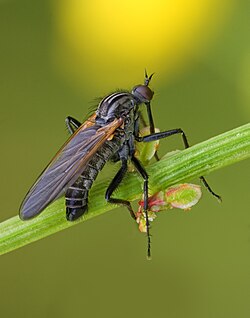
(19, 72), (221, 258)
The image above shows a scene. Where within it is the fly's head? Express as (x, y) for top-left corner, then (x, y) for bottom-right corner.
(131, 71), (154, 104)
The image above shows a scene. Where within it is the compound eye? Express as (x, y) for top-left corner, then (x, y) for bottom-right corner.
(133, 85), (154, 102)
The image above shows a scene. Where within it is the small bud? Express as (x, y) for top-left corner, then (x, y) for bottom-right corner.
(165, 183), (202, 210)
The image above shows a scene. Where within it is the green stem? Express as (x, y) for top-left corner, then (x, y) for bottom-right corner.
(0, 123), (249, 255)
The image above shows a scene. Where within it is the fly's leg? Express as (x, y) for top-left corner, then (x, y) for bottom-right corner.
(106, 157), (152, 258)
(147, 102), (160, 161)
(135, 128), (221, 201)
(105, 158), (136, 220)
(131, 156), (151, 259)
(139, 109), (160, 161)
(65, 116), (81, 134)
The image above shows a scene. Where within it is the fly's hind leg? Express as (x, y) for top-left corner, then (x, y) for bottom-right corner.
(105, 158), (136, 220)
(106, 156), (152, 259)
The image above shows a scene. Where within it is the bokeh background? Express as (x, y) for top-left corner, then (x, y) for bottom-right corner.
(0, 0), (249, 317)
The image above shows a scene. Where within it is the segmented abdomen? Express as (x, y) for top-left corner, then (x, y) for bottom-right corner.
(65, 138), (121, 221)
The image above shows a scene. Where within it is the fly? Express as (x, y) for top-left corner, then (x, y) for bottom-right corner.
(19, 71), (221, 258)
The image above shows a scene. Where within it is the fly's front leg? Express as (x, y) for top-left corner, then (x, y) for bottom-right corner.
(131, 156), (151, 259)
(138, 109), (160, 161)
(146, 101), (160, 161)
(135, 128), (221, 201)
(105, 158), (136, 220)
(135, 128), (189, 146)
(65, 116), (81, 135)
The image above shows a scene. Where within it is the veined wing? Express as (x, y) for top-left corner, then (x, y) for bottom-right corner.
(19, 117), (123, 220)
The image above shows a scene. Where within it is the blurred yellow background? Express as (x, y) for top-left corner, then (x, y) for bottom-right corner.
(54, 0), (233, 87)
(0, 0), (249, 317)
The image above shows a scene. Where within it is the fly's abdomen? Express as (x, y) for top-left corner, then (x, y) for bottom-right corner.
(65, 138), (121, 221)
(65, 176), (90, 221)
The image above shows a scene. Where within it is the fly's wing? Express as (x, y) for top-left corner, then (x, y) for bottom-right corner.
(19, 117), (123, 220)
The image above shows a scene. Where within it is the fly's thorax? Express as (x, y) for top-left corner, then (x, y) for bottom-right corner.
(123, 110), (136, 136)
(95, 91), (138, 123)
(110, 111), (136, 162)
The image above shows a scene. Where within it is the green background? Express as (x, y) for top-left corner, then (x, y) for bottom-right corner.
(0, 1), (249, 317)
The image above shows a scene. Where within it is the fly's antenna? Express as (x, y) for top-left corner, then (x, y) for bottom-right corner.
(144, 69), (154, 86)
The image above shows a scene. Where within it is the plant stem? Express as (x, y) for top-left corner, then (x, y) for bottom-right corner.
(0, 123), (249, 256)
